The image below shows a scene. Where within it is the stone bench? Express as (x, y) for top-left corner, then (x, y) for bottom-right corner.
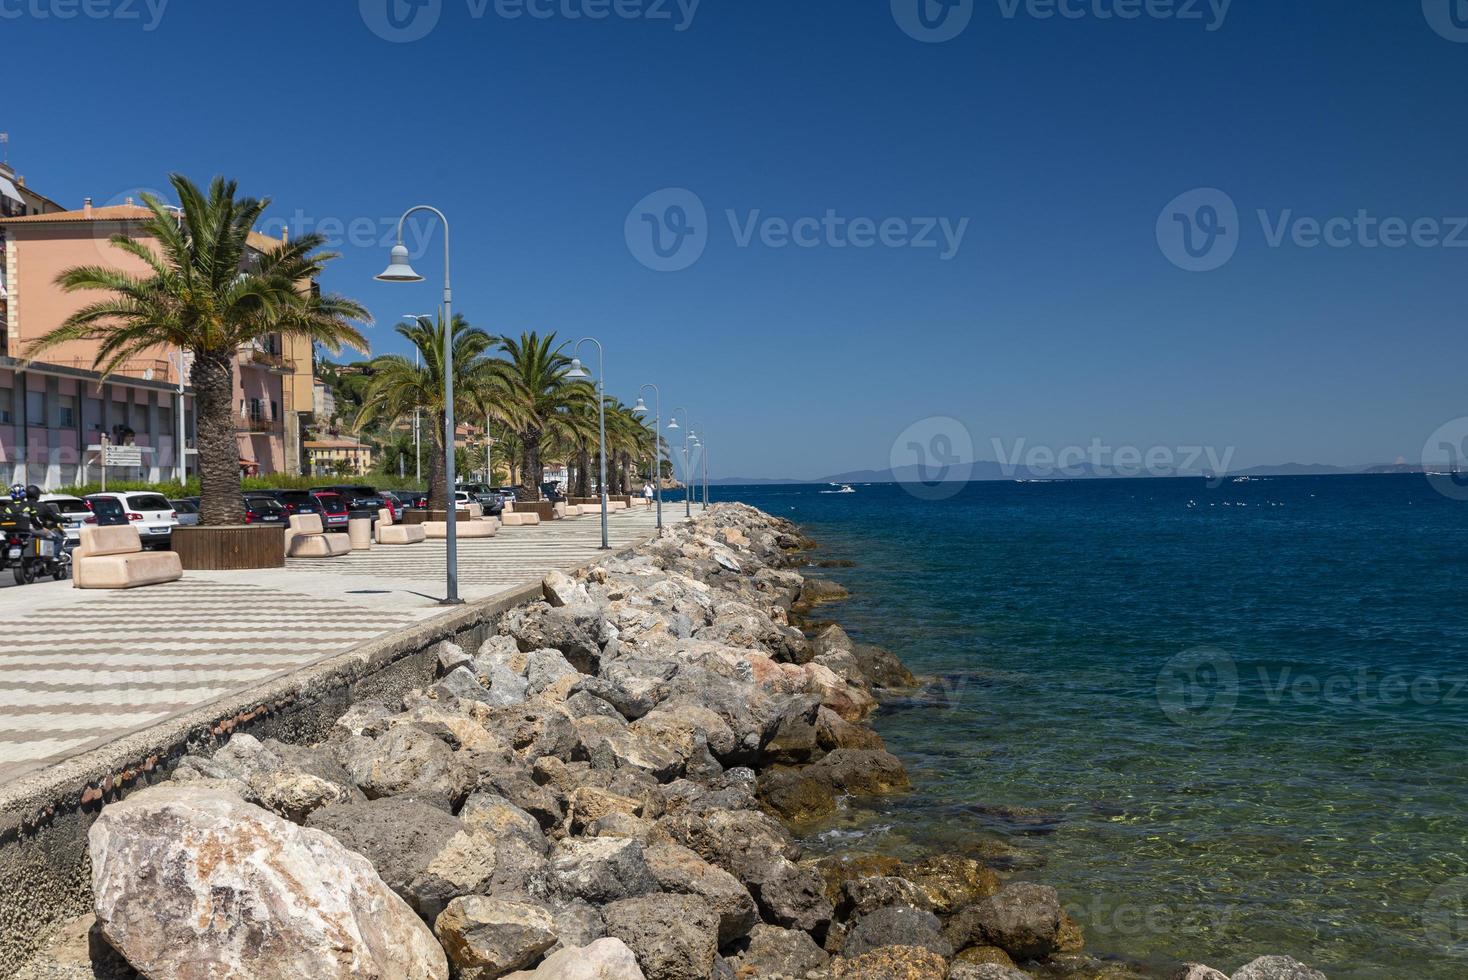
(375, 508), (426, 545)
(285, 514), (351, 558)
(425, 519), (498, 539)
(73, 525), (183, 590)
(500, 512), (541, 527)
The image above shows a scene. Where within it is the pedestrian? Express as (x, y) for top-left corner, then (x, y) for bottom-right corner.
(643, 482), (654, 507)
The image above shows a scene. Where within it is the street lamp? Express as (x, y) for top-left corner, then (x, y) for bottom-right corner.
(670, 408), (693, 518)
(404, 312), (435, 484)
(689, 433), (707, 509)
(566, 339), (609, 550)
(377, 208), (463, 605)
(634, 385), (663, 534)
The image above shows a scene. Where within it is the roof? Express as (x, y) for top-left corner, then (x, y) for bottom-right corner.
(305, 438), (373, 451)
(0, 204), (153, 225)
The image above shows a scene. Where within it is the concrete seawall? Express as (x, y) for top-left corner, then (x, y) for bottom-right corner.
(0, 565), (604, 975)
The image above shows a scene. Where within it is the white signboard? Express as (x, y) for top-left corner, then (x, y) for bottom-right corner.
(104, 446), (144, 467)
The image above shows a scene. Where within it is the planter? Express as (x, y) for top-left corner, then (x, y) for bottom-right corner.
(172, 525), (286, 571)
(519, 501), (557, 521)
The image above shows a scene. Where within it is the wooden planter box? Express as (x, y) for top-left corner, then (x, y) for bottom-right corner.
(520, 501), (557, 521)
(172, 525), (286, 571)
(403, 509), (470, 525)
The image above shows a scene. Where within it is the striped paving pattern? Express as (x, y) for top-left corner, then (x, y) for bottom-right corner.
(0, 505), (666, 789)
(0, 580), (422, 786)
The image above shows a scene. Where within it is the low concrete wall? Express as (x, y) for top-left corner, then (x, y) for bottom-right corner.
(0, 575), (559, 975)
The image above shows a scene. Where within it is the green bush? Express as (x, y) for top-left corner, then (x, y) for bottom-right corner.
(60, 473), (428, 498)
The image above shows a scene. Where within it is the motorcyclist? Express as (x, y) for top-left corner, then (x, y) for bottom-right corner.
(20, 485), (65, 556)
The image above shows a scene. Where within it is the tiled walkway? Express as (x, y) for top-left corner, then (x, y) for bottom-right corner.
(0, 504), (666, 787)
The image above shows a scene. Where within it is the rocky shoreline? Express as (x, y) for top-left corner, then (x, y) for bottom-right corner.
(22, 504), (1328, 980)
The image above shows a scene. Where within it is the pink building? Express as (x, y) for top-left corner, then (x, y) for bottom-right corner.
(0, 189), (314, 489)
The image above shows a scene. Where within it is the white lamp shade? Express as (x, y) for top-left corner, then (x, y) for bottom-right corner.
(376, 244), (423, 282)
(566, 357), (591, 380)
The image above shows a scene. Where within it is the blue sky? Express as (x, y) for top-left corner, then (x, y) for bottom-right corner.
(7, 0), (1467, 478)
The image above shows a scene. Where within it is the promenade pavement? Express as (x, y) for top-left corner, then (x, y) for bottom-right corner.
(0, 502), (671, 788)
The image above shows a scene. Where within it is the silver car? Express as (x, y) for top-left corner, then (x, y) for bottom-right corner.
(170, 499), (201, 527)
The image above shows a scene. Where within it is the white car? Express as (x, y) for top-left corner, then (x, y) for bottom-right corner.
(85, 491), (178, 547)
(38, 494), (97, 543)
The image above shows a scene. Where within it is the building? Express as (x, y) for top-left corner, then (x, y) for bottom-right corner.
(305, 436), (373, 476)
(0, 186), (321, 488)
(312, 376), (337, 423)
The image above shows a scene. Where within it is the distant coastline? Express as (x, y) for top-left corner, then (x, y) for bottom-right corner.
(708, 465), (1443, 486)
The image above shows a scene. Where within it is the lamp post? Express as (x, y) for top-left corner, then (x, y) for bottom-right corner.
(670, 408), (692, 518)
(690, 434), (706, 510)
(566, 339), (609, 550)
(171, 349), (190, 484)
(633, 386), (662, 534)
(377, 207), (462, 605)
(403, 313), (435, 483)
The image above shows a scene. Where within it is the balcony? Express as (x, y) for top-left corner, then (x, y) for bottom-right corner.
(241, 346), (295, 374)
(238, 413), (281, 435)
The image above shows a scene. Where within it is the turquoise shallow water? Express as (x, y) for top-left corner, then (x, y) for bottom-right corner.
(688, 475), (1468, 979)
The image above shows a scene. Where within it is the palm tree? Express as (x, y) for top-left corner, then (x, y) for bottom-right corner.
(354, 314), (499, 511)
(488, 332), (594, 501)
(25, 175), (370, 525)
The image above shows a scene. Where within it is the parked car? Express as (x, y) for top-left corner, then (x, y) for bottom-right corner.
(493, 486), (520, 504)
(310, 485), (388, 521)
(540, 483), (565, 504)
(39, 494), (98, 543)
(84, 495), (131, 529)
(242, 494), (287, 525)
(309, 491), (350, 530)
(272, 489), (322, 519)
(456, 483), (505, 516)
(85, 492), (177, 547)
(170, 499), (201, 527)
(378, 491), (406, 521)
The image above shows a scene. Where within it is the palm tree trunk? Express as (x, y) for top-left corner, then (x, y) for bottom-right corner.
(520, 428), (543, 501)
(193, 351), (244, 526)
(575, 447), (590, 498)
(427, 413), (448, 511)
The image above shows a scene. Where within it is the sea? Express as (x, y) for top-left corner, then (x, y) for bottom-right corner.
(669, 475), (1468, 979)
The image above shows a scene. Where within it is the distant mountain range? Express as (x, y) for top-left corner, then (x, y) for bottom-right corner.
(707, 461), (1431, 486)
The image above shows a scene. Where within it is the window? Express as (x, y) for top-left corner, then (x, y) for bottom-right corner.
(158, 405), (173, 434)
(57, 395), (76, 428)
(25, 389), (44, 427)
(0, 385), (11, 424)
(111, 400), (127, 427)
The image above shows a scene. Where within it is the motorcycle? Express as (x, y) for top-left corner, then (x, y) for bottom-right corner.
(4, 518), (73, 584)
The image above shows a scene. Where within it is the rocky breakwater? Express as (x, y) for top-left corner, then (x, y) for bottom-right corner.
(43, 503), (1329, 980)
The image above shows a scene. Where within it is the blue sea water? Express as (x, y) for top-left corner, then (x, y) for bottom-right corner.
(677, 475), (1468, 979)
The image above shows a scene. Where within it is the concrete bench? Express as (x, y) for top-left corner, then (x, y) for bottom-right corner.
(425, 518), (498, 539)
(500, 512), (541, 527)
(376, 508), (426, 545)
(286, 514), (351, 558)
(73, 525), (183, 590)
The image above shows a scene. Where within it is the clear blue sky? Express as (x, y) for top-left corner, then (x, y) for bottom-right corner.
(7, 0), (1465, 478)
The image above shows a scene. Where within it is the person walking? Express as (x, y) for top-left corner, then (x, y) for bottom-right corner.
(642, 481), (654, 508)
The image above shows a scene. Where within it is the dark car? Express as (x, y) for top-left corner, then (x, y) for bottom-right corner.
(457, 483), (505, 516)
(85, 495), (131, 528)
(378, 491), (407, 521)
(242, 494), (287, 525)
(540, 483), (565, 504)
(309, 491), (350, 530)
(272, 489), (321, 518)
(170, 499), (201, 527)
(311, 485), (387, 520)
(493, 486), (520, 504)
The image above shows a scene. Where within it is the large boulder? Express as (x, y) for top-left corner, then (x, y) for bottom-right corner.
(644, 842), (759, 945)
(1231, 957), (1328, 980)
(838, 876), (934, 919)
(947, 965), (1033, 980)
(305, 797), (499, 921)
(852, 644), (917, 690)
(544, 569), (591, 608)
(501, 938), (645, 979)
(843, 906), (952, 960)
(944, 883), (1063, 962)
(723, 924), (830, 978)
(434, 896), (558, 979)
(459, 792), (549, 853)
(601, 893), (720, 980)
(829, 945), (947, 979)
(894, 856), (1000, 916)
(89, 786), (446, 979)
(1169, 967), (1229, 980)
(340, 725), (477, 811)
(549, 837), (658, 904)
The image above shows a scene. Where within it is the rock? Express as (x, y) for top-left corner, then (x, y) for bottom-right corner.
(843, 906), (951, 959)
(631, 702), (738, 764)
(570, 786), (646, 833)
(528, 648), (581, 694)
(89, 786), (446, 979)
(763, 698), (822, 765)
(501, 938), (645, 979)
(801, 748), (911, 797)
(592, 730), (686, 781)
(797, 578), (849, 609)
(567, 689), (627, 721)
(547, 898), (607, 952)
(724, 924), (830, 979)
(1231, 957), (1328, 980)
(435, 897), (558, 979)
(550, 837), (658, 904)
(644, 842), (759, 946)
(894, 856), (999, 916)
(341, 725), (476, 811)
(1168, 967), (1229, 980)
(829, 944), (948, 979)
(815, 854), (905, 906)
(816, 707), (886, 752)
(438, 639), (474, 676)
(944, 882), (1063, 962)
(486, 700), (586, 763)
(434, 665), (492, 705)
(8, 913), (134, 980)
(852, 644), (917, 690)
(459, 792), (549, 853)
(838, 877), (933, 918)
(601, 893), (719, 980)
(544, 570), (590, 608)
(305, 796), (497, 921)
(472, 747), (567, 829)
(947, 965), (1033, 980)
(756, 767), (840, 824)
(953, 946), (1016, 968)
